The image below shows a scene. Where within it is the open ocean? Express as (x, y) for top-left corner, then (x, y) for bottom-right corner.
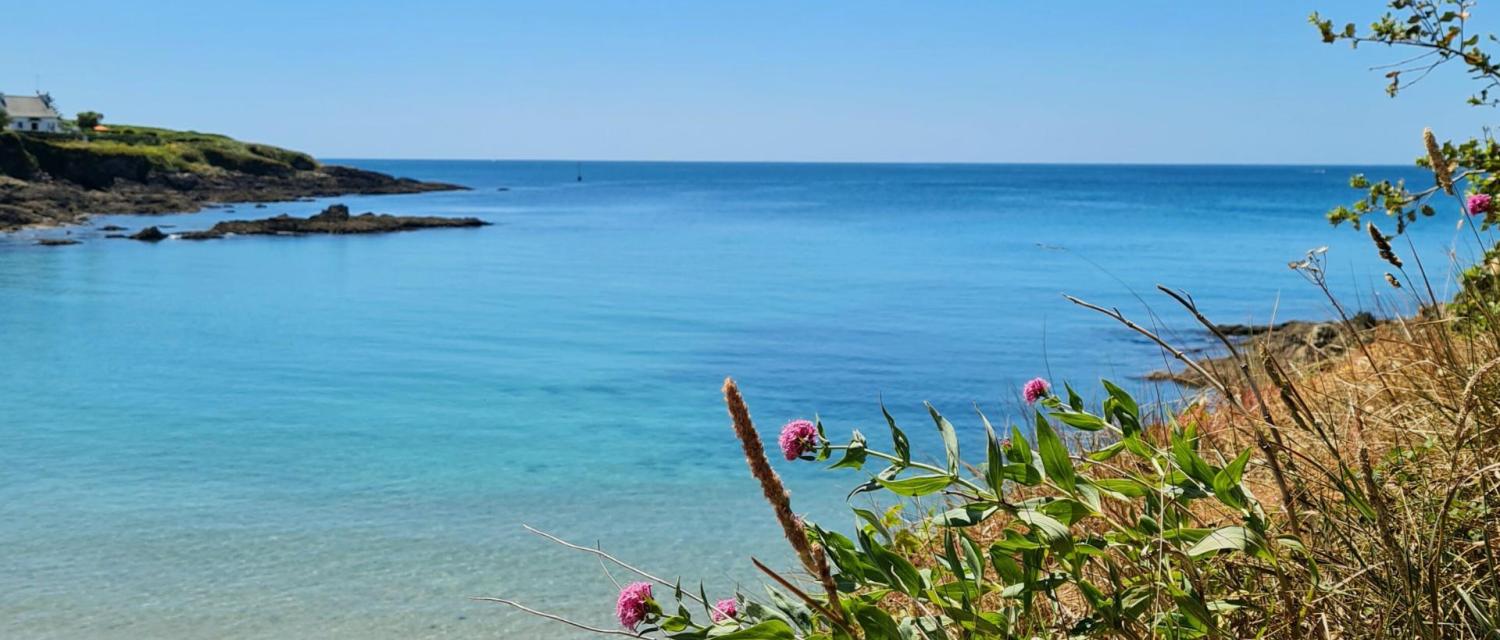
(0, 161), (1473, 638)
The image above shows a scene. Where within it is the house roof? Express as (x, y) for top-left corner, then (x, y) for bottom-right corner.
(0, 94), (60, 119)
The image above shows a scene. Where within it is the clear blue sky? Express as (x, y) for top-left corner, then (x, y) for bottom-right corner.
(4, 1), (1495, 163)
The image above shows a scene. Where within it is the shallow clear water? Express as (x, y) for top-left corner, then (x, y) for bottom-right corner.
(0, 161), (1477, 638)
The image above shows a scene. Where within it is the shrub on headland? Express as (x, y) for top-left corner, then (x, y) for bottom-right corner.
(479, 2), (1500, 638)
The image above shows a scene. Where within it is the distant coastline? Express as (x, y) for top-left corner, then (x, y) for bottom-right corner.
(0, 125), (469, 233)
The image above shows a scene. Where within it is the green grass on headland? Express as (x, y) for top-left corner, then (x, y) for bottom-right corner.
(0, 123), (320, 185)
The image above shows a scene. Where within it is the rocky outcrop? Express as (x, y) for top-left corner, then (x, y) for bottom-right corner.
(1146, 312), (1382, 387)
(35, 238), (80, 246)
(171, 204), (487, 240)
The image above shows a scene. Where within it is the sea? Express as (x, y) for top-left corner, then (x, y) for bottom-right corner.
(0, 161), (1480, 638)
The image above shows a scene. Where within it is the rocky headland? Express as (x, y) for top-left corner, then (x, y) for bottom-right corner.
(0, 126), (467, 232)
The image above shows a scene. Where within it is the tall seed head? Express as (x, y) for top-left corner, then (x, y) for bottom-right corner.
(1424, 128), (1455, 194)
(722, 378), (816, 572)
(1368, 222), (1404, 268)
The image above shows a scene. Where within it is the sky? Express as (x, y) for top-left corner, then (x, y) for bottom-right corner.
(3, 0), (1497, 163)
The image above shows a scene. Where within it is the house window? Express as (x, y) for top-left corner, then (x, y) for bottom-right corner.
(31, 121), (39, 131)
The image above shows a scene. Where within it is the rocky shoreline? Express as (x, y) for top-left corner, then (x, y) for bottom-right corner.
(0, 164), (467, 232)
(1146, 312), (1382, 387)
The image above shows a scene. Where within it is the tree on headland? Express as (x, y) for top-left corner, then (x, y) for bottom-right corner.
(76, 111), (104, 130)
(0, 107), (9, 129)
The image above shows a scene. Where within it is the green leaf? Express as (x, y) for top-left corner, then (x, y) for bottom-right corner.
(814, 416), (830, 461)
(991, 529), (1045, 552)
(1172, 433), (1216, 487)
(1211, 449), (1252, 510)
(848, 465), (901, 500)
(1100, 379), (1138, 417)
(1170, 587), (1215, 632)
(1039, 498), (1093, 526)
(763, 587), (811, 627)
(1092, 477), (1149, 499)
(1006, 425), (1032, 466)
(926, 402), (960, 476)
(880, 401), (911, 466)
(978, 407), (1006, 497)
(876, 474), (953, 497)
(710, 619), (797, 639)
(999, 462), (1041, 485)
(1052, 410), (1109, 432)
(1007, 425), (1045, 486)
(860, 531), (926, 596)
(852, 604), (902, 640)
(1187, 525), (1263, 558)
(1086, 440), (1127, 462)
(852, 507), (892, 543)
(932, 503), (1000, 527)
(1034, 413), (1076, 492)
(988, 545), (1024, 583)
(1064, 382), (1085, 411)
(830, 430), (868, 470)
(1015, 508), (1070, 543)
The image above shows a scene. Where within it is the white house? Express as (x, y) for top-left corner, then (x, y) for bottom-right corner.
(1, 92), (62, 133)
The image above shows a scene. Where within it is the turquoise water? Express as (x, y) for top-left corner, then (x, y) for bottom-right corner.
(0, 162), (1477, 638)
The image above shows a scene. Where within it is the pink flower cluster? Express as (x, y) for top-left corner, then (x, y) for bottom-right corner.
(616, 582), (653, 630)
(1023, 377), (1051, 404)
(778, 419), (819, 460)
(711, 597), (738, 622)
(1469, 193), (1493, 216)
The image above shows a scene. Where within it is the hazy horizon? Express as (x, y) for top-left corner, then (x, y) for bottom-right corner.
(319, 157), (1426, 167)
(6, 1), (1497, 164)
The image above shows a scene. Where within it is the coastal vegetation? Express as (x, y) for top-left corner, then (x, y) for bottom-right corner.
(0, 123), (464, 232)
(0, 124), (321, 184)
(75, 111), (103, 130)
(483, 1), (1500, 638)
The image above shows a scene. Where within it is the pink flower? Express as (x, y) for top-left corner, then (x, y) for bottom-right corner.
(711, 598), (738, 622)
(1468, 193), (1493, 216)
(1022, 377), (1051, 404)
(778, 419), (819, 460)
(616, 582), (653, 630)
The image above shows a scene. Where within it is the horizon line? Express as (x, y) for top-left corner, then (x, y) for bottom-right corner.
(318, 156), (1420, 169)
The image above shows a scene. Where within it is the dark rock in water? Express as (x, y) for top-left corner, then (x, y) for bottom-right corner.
(254, 203), (267, 208)
(98, 224), (127, 231)
(496, 187), (510, 191)
(36, 238), (80, 246)
(104, 233), (127, 239)
(130, 226), (168, 242)
(175, 203), (488, 239)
